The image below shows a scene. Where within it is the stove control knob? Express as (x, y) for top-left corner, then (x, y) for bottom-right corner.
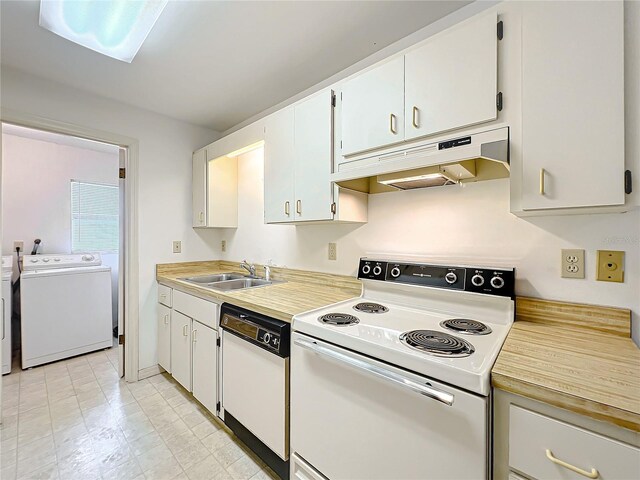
(444, 272), (457, 284)
(54, 258), (61, 262)
(82, 254), (95, 261)
(30, 258), (38, 263)
(471, 274), (485, 287)
(490, 276), (505, 289)
(43, 258), (50, 263)
(361, 264), (371, 275)
(390, 267), (401, 278)
(373, 265), (382, 276)
(263, 333), (271, 344)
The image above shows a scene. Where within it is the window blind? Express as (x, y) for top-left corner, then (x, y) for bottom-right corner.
(71, 180), (119, 253)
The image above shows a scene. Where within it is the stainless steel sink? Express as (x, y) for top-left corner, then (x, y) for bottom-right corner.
(180, 273), (245, 284)
(179, 273), (284, 291)
(207, 278), (282, 291)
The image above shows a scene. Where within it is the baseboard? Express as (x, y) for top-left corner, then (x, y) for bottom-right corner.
(138, 364), (163, 380)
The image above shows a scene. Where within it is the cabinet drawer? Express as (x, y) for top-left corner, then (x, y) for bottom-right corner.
(509, 405), (640, 480)
(158, 284), (172, 307)
(172, 290), (219, 329)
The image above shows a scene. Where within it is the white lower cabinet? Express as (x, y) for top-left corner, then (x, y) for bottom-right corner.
(192, 320), (218, 414)
(509, 405), (640, 480)
(157, 304), (171, 373)
(170, 310), (192, 392)
(159, 285), (221, 417)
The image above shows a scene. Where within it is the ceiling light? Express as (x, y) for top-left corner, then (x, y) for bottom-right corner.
(226, 141), (265, 158)
(39, 0), (168, 63)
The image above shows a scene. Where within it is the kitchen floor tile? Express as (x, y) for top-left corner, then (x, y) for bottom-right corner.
(2, 351), (275, 480)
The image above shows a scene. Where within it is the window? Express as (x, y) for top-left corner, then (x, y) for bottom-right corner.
(71, 180), (119, 253)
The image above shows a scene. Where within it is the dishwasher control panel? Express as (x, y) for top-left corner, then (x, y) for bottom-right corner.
(220, 303), (290, 357)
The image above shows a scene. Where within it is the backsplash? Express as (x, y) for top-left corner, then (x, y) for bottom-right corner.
(218, 148), (640, 343)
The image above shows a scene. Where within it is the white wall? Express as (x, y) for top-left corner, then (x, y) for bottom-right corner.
(0, 67), (221, 372)
(1, 133), (120, 325)
(223, 148), (640, 342)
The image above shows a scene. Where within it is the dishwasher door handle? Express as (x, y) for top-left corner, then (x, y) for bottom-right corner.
(294, 337), (454, 406)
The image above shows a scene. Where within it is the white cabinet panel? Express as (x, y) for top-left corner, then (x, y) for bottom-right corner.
(158, 284), (172, 308)
(157, 304), (171, 374)
(264, 107), (295, 223)
(294, 90), (334, 222)
(192, 149), (207, 227)
(520, 1), (624, 210)
(405, 12), (497, 141)
(192, 321), (218, 415)
(172, 290), (218, 330)
(341, 56), (405, 156)
(509, 405), (640, 480)
(171, 311), (191, 391)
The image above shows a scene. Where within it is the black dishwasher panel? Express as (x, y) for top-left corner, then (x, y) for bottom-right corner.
(219, 303), (290, 358)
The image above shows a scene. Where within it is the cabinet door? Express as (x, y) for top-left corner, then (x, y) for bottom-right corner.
(405, 12), (497, 141)
(192, 149), (207, 227)
(264, 107), (295, 223)
(157, 304), (171, 373)
(170, 311), (191, 391)
(192, 321), (218, 415)
(520, 1), (624, 210)
(341, 56), (404, 156)
(294, 89), (334, 222)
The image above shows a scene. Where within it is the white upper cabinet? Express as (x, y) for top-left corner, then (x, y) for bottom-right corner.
(294, 90), (334, 222)
(405, 13), (498, 141)
(519, 1), (625, 211)
(192, 149), (207, 227)
(341, 56), (405, 156)
(264, 107), (296, 224)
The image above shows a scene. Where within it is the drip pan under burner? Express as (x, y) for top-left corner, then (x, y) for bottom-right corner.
(440, 319), (492, 335)
(353, 302), (389, 314)
(400, 330), (474, 357)
(318, 313), (360, 326)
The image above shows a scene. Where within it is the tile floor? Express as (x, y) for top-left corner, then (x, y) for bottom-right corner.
(0, 347), (278, 480)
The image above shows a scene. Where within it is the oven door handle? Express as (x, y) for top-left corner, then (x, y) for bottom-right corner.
(294, 337), (454, 406)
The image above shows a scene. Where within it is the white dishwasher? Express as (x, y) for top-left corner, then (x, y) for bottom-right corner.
(220, 303), (290, 480)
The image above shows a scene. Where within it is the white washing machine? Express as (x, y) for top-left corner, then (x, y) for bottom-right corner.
(21, 253), (113, 368)
(2, 255), (13, 374)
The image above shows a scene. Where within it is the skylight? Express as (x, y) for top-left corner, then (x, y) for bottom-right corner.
(39, 0), (168, 63)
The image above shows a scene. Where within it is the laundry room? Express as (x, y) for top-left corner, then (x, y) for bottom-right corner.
(1, 123), (121, 374)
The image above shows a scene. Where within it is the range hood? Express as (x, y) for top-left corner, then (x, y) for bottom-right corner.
(332, 126), (509, 194)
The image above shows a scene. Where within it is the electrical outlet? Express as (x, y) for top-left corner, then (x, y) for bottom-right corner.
(561, 249), (585, 279)
(221, 240), (226, 252)
(596, 250), (624, 282)
(328, 243), (337, 261)
(172, 241), (181, 254)
(13, 241), (24, 252)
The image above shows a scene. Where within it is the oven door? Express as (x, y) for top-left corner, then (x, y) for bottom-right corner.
(291, 332), (489, 480)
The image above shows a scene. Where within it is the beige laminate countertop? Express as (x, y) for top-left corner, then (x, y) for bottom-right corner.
(492, 297), (640, 432)
(156, 260), (362, 323)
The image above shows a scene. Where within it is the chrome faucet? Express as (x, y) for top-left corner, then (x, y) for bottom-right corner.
(264, 265), (271, 281)
(240, 260), (256, 277)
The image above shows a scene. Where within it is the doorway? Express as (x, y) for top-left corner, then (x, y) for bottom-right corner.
(0, 122), (135, 382)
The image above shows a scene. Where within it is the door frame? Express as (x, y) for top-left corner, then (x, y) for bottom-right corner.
(0, 107), (140, 382)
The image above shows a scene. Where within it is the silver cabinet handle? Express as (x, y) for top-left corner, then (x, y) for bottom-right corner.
(182, 325), (188, 337)
(160, 294), (166, 300)
(164, 314), (169, 325)
(199, 211), (204, 223)
(294, 337), (454, 406)
(284, 201), (290, 216)
(545, 450), (599, 479)
(540, 168), (546, 195)
(296, 200), (302, 215)
(412, 106), (419, 128)
(193, 329), (198, 343)
(389, 113), (397, 134)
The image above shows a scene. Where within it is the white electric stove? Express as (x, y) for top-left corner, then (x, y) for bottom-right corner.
(290, 258), (515, 480)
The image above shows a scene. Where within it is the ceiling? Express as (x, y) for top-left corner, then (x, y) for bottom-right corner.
(0, 1), (471, 132)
